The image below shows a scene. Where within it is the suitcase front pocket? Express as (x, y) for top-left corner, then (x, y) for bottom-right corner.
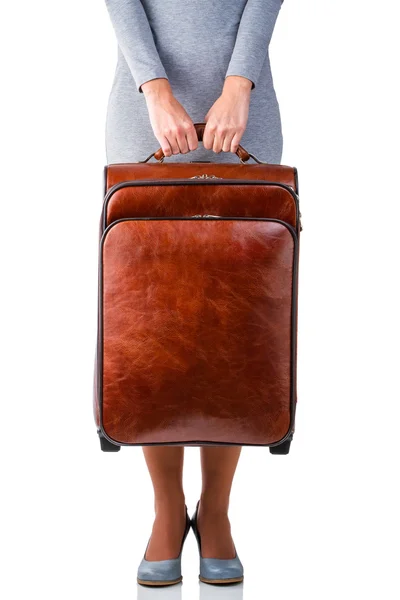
(98, 217), (298, 447)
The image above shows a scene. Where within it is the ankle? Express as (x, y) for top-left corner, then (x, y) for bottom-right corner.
(199, 494), (230, 517)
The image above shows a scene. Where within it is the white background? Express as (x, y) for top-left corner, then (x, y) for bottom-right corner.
(1, 1), (399, 598)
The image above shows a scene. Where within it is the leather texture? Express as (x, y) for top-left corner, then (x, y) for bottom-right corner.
(191, 500), (244, 583)
(105, 162), (298, 195)
(93, 157), (300, 447)
(104, 183), (297, 230)
(137, 507), (191, 585)
(100, 219), (294, 445)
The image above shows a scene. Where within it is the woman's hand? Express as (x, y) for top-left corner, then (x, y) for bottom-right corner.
(203, 75), (252, 154)
(142, 78), (198, 157)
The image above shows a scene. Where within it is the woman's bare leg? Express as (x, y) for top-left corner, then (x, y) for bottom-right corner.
(197, 446), (242, 558)
(142, 446), (187, 560)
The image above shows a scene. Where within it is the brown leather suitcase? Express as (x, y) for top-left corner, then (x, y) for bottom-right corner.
(93, 123), (302, 454)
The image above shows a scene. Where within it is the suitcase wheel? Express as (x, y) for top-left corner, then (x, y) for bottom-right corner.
(98, 431), (121, 452)
(269, 438), (292, 455)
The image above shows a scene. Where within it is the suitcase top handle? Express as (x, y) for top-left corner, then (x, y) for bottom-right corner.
(140, 122), (267, 165)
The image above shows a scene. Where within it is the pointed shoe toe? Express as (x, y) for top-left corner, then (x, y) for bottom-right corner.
(137, 506), (191, 587)
(137, 556), (183, 586)
(191, 500), (244, 585)
(198, 556), (244, 585)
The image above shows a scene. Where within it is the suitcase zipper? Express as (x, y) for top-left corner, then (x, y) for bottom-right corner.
(102, 179), (301, 234)
(191, 214), (222, 218)
(102, 216), (298, 241)
(193, 213), (303, 229)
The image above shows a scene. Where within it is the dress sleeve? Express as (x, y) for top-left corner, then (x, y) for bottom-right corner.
(104, 0), (169, 93)
(225, 0), (283, 91)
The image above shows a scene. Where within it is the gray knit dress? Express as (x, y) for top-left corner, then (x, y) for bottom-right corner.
(104, 0), (284, 165)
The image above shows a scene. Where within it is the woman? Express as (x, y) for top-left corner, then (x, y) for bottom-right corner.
(103, 0), (284, 587)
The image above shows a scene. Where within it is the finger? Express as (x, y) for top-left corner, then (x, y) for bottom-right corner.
(160, 135), (172, 157)
(222, 130), (235, 152)
(185, 124), (198, 151)
(213, 128), (224, 153)
(167, 132), (180, 155)
(176, 126), (189, 154)
(202, 123), (215, 150)
(230, 131), (244, 155)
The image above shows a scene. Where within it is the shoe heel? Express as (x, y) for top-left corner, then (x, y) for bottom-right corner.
(137, 506), (191, 587)
(191, 500), (244, 585)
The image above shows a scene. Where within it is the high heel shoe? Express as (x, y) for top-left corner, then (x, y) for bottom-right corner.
(137, 505), (191, 586)
(191, 500), (244, 584)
